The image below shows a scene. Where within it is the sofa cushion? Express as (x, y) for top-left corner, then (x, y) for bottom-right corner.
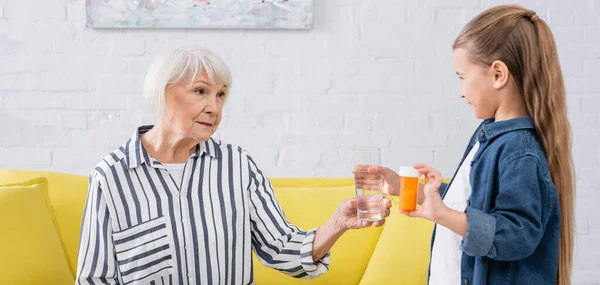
(0, 177), (74, 284)
(253, 178), (384, 285)
(0, 169), (88, 276)
(359, 198), (434, 285)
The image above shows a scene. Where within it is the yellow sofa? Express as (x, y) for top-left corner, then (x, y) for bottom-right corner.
(0, 168), (437, 285)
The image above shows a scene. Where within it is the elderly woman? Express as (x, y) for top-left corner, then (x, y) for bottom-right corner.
(75, 46), (391, 285)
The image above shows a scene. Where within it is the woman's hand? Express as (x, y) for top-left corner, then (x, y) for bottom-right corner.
(312, 197), (392, 262)
(333, 197), (392, 231)
(399, 164), (447, 222)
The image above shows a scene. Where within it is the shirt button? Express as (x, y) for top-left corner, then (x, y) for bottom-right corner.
(188, 272), (192, 278)
(185, 244), (190, 250)
(463, 279), (469, 285)
(182, 218), (187, 223)
(479, 131), (484, 137)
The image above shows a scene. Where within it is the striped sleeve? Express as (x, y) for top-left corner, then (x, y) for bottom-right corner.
(247, 155), (330, 279)
(75, 170), (120, 285)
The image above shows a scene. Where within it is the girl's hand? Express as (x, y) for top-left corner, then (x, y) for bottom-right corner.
(353, 165), (400, 196)
(399, 164), (448, 223)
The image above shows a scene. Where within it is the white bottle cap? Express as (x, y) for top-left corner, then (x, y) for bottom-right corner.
(398, 166), (420, 177)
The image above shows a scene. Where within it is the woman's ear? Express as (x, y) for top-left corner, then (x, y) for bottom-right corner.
(490, 60), (510, 90)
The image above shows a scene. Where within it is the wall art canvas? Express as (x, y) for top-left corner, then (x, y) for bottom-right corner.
(86, 0), (313, 29)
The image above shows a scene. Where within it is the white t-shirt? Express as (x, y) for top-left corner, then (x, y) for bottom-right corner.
(429, 141), (480, 285)
(162, 163), (186, 187)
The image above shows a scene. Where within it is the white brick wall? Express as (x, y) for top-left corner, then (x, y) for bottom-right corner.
(0, 0), (598, 283)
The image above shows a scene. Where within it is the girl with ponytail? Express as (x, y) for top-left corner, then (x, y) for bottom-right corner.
(356, 4), (574, 285)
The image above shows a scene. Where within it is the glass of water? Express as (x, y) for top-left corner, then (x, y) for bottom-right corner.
(353, 147), (383, 221)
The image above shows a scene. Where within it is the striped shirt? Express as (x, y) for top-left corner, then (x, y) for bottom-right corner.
(75, 126), (330, 285)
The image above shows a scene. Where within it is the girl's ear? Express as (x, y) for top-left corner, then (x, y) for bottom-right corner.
(490, 60), (510, 90)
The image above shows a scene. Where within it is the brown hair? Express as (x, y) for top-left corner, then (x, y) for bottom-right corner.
(453, 5), (575, 285)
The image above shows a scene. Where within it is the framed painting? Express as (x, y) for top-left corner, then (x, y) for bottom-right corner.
(86, 0), (314, 29)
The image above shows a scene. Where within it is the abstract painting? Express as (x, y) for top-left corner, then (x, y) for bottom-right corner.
(86, 0), (314, 29)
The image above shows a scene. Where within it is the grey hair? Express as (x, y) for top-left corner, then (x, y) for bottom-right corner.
(143, 46), (232, 116)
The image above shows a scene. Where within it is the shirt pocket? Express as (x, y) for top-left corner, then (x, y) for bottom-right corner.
(112, 216), (175, 285)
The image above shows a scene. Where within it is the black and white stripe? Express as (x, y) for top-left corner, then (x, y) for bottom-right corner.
(76, 126), (330, 285)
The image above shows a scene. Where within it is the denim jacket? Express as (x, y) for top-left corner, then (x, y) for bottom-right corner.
(429, 116), (561, 285)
